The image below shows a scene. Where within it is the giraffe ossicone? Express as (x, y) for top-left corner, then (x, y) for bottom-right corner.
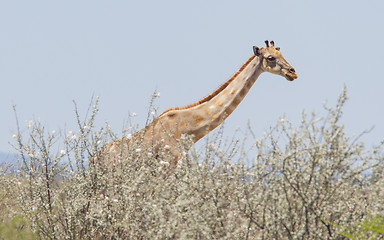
(101, 41), (297, 168)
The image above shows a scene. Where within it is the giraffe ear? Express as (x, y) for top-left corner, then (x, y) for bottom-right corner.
(253, 46), (261, 56)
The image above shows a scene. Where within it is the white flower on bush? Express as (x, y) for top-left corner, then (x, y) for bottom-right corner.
(26, 120), (33, 128)
(135, 148), (141, 153)
(278, 118), (287, 124)
(67, 131), (73, 138)
(60, 150), (66, 155)
(159, 160), (169, 166)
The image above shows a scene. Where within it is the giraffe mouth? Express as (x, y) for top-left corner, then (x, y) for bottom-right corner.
(285, 72), (298, 81)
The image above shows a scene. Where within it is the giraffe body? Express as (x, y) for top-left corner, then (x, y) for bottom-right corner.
(101, 41), (297, 168)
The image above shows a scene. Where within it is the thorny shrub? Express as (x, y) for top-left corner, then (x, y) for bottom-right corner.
(1, 88), (383, 239)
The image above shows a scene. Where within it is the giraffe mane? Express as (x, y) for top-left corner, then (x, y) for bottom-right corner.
(159, 54), (256, 117)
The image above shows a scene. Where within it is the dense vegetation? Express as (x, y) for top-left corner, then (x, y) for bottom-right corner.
(1, 89), (383, 239)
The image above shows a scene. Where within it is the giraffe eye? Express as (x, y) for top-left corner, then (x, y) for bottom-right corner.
(267, 56), (275, 61)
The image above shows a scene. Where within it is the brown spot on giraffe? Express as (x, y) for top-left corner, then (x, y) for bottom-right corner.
(193, 114), (205, 126)
(203, 108), (211, 116)
(167, 113), (176, 118)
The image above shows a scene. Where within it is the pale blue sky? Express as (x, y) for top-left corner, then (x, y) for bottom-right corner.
(1, 0), (383, 154)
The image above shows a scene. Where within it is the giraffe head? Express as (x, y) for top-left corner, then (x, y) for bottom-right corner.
(253, 40), (297, 81)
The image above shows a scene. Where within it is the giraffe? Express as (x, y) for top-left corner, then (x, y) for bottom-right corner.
(101, 40), (297, 168)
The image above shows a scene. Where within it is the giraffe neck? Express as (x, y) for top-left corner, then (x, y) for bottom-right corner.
(158, 54), (264, 143)
(189, 55), (263, 141)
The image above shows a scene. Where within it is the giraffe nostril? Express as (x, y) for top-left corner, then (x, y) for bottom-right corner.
(289, 68), (295, 73)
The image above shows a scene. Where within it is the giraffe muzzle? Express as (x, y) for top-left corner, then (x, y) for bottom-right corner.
(285, 71), (298, 81)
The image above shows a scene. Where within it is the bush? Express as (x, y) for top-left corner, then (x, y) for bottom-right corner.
(332, 215), (384, 239)
(1, 88), (383, 239)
